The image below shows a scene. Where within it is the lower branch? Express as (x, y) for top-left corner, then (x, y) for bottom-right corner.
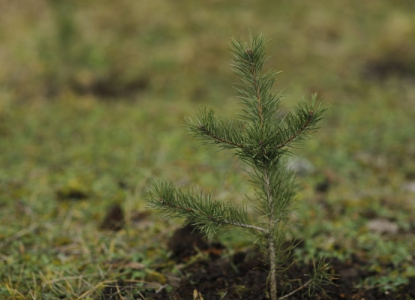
(159, 198), (267, 233)
(222, 220), (268, 233)
(278, 279), (312, 299)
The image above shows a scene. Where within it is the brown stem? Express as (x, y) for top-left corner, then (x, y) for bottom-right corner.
(264, 169), (278, 300)
(276, 111), (314, 149)
(269, 238), (278, 300)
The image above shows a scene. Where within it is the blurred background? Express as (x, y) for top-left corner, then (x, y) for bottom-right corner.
(1, 0), (415, 298)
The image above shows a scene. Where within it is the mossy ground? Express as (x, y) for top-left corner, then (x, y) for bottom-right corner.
(1, 0), (415, 298)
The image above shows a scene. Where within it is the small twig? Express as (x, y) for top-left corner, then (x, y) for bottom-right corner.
(276, 111), (314, 149)
(116, 282), (126, 300)
(221, 220), (268, 233)
(137, 290), (147, 300)
(278, 279), (312, 299)
(159, 198), (267, 233)
(198, 125), (244, 149)
(155, 284), (169, 294)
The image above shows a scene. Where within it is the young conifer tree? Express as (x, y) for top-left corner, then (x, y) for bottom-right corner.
(147, 33), (331, 300)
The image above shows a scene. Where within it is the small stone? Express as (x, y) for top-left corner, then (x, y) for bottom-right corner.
(286, 157), (315, 176)
(402, 181), (415, 194)
(367, 218), (398, 234)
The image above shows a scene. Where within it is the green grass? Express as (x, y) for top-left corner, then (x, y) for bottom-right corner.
(1, 0), (415, 298)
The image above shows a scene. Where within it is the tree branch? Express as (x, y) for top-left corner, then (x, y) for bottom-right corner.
(278, 279), (312, 299)
(276, 111), (314, 149)
(198, 125), (245, 149)
(158, 198), (267, 233)
(222, 220), (268, 233)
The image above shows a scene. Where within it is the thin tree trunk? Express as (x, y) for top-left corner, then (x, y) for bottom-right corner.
(269, 235), (277, 300)
(264, 169), (277, 300)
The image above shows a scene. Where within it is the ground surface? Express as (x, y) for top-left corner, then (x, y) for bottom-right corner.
(105, 226), (415, 300)
(1, 0), (415, 299)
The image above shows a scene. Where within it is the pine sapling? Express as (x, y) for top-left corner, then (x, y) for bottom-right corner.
(147, 33), (332, 300)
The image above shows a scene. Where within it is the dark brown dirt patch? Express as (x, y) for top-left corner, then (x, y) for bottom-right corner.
(141, 252), (414, 300)
(167, 224), (225, 261)
(138, 226), (415, 300)
(100, 203), (125, 231)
